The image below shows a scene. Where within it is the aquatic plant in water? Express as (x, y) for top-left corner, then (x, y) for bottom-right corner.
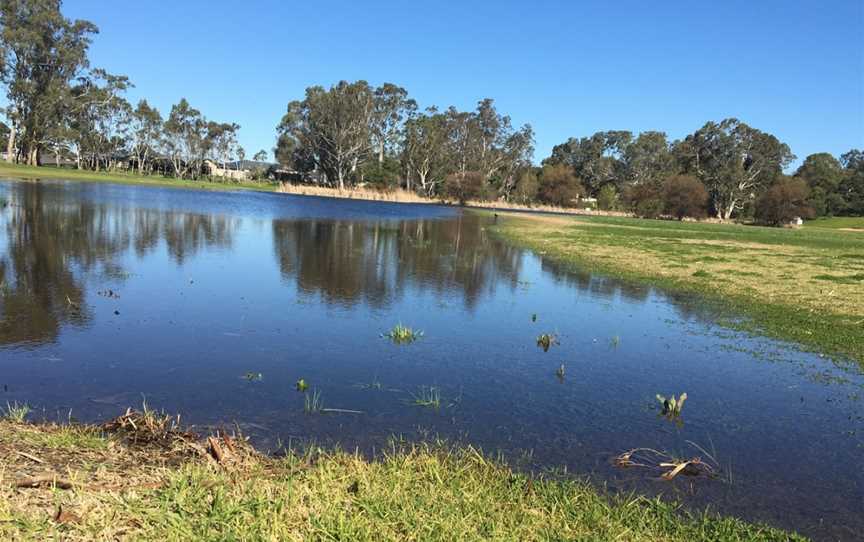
(304, 389), (323, 414)
(656, 393), (687, 417)
(411, 387), (441, 409)
(614, 440), (719, 481)
(383, 323), (424, 344)
(2, 401), (30, 422)
(296, 379), (309, 392)
(609, 335), (620, 348)
(536, 333), (559, 352)
(243, 372), (263, 382)
(531, 313), (537, 322)
(555, 364), (565, 381)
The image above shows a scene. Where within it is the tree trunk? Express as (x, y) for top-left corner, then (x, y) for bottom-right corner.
(6, 124), (16, 163)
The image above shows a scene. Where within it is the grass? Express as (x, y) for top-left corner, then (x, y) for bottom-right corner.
(489, 212), (864, 366)
(0, 162), (279, 193)
(2, 401), (31, 422)
(0, 418), (804, 541)
(536, 332), (558, 352)
(382, 323), (424, 344)
(410, 386), (442, 409)
(304, 389), (323, 414)
(804, 216), (864, 230)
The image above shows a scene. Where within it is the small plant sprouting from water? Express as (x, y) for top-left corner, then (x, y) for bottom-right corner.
(296, 379), (309, 392)
(531, 313), (537, 322)
(555, 363), (565, 382)
(243, 372), (263, 382)
(657, 392), (688, 418)
(304, 389), (323, 414)
(411, 386), (441, 409)
(536, 333), (559, 352)
(383, 323), (424, 344)
(609, 335), (621, 349)
(2, 401), (30, 422)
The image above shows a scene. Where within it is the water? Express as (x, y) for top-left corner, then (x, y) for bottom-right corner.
(1, 179), (862, 540)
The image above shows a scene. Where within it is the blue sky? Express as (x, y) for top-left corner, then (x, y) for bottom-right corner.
(65, 0), (863, 167)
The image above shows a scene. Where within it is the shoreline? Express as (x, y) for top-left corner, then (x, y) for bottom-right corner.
(0, 414), (803, 541)
(488, 212), (864, 367)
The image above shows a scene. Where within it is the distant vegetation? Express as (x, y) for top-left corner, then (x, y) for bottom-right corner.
(1, 2), (861, 224)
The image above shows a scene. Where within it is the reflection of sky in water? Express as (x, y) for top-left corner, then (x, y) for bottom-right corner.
(0, 179), (862, 540)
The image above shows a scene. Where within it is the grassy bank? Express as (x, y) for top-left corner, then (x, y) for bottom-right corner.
(0, 162), (279, 192)
(0, 416), (801, 541)
(489, 213), (864, 366)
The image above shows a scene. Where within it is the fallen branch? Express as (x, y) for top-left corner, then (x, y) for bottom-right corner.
(14, 451), (44, 464)
(15, 475), (74, 490)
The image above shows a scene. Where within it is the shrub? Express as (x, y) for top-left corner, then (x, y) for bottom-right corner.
(622, 183), (661, 217)
(443, 171), (487, 204)
(663, 175), (708, 219)
(512, 168), (539, 205)
(596, 184), (619, 211)
(755, 178), (814, 226)
(537, 164), (583, 207)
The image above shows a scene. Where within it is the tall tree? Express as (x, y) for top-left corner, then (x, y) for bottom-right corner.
(794, 152), (846, 216)
(129, 99), (162, 174)
(370, 83), (414, 165)
(401, 107), (449, 195)
(0, 0), (98, 164)
(276, 81), (375, 189)
(544, 131), (631, 195)
(678, 119), (793, 220)
(163, 98), (207, 179)
(622, 131), (677, 187)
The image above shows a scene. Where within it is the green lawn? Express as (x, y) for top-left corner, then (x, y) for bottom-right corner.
(490, 213), (864, 366)
(0, 162), (279, 193)
(805, 216), (864, 230)
(0, 419), (802, 541)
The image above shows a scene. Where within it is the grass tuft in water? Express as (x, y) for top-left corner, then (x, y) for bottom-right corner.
(656, 393), (688, 418)
(555, 364), (566, 381)
(410, 387), (441, 409)
(536, 333), (559, 352)
(304, 389), (323, 414)
(295, 379), (309, 392)
(609, 335), (621, 348)
(243, 372), (263, 382)
(383, 323), (424, 344)
(2, 401), (31, 423)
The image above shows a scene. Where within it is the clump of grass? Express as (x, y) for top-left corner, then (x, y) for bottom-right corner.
(536, 333), (559, 352)
(295, 379), (309, 392)
(609, 335), (621, 348)
(656, 393), (688, 418)
(691, 270), (711, 278)
(383, 323), (424, 344)
(411, 387), (441, 409)
(304, 389), (323, 414)
(2, 401), (30, 422)
(243, 372), (263, 382)
(555, 364), (565, 381)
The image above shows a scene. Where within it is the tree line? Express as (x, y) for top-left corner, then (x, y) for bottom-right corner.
(0, 0), (266, 179)
(2, 1), (861, 223)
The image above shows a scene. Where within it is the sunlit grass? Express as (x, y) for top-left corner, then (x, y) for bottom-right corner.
(1, 401), (30, 423)
(304, 389), (323, 414)
(383, 323), (424, 344)
(410, 386), (441, 409)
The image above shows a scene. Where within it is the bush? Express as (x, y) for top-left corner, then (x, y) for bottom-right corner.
(443, 171), (487, 204)
(622, 183), (660, 217)
(755, 178), (814, 226)
(596, 184), (619, 211)
(663, 175), (708, 219)
(512, 168), (539, 205)
(537, 164), (583, 207)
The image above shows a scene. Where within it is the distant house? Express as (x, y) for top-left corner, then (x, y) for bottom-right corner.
(205, 159), (274, 181)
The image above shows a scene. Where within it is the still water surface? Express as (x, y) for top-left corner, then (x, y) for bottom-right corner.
(1, 179), (862, 540)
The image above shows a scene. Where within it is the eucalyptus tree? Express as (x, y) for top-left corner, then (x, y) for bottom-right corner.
(678, 119), (793, 219)
(163, 98), (207, 179)
(622, 131), (677, 187)
(794, 153), (846, 216)
(66, 69), (131, 170)
(276, 80), (376, 189)
(253, 149), (268, 162)
(207, 121), (240, 171)
(401, 107), (449, 194)
(544, 131), (631, 195)
(0, 0), (98, 164)
(129, 99), (162, 174)
(370, 83), (415, 165)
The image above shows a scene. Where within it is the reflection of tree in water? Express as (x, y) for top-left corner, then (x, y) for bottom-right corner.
(538, 256), (723, 324)
(271, 215), (524, 309)
(0, 182), (239, 347)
